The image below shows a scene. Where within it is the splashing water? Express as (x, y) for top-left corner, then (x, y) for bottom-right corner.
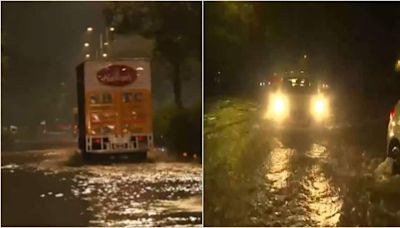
(374, 157), (394, 182)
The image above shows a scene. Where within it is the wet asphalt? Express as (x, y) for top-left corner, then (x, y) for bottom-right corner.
(3, 98), (400, 227)
(1, 147), (202, 227)
(204, 98), (400, 227)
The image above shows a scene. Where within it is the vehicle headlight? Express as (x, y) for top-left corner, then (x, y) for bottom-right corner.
(311, 95), (329, 121)
(273, 97), (285, 113)
(265, 93), (289, 121)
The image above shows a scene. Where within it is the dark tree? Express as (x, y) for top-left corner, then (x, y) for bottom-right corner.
(2, 32), (9, 82)
(104, 2), (201, 108)
(205, 2), (256, 95)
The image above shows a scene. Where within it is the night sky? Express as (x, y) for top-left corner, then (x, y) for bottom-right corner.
(259, 3), (400, 83)
(2, 2), (106, 125)
(205, 2), (400, 98)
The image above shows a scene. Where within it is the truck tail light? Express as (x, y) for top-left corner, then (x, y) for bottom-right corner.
(390, 107), (395, 121)
(138, 135), (147, 142)
(92, 138), (102, 150)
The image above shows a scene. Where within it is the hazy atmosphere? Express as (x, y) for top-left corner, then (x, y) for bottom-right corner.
(2, 2), (201, 127)
(2, 2), (201, 226)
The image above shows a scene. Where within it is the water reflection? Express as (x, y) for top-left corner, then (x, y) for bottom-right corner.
(302, 144), (343, 226)
(70, 163), (202, 226)
(265, 146), (294, 191)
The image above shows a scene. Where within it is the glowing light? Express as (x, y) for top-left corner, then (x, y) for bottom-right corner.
(109, 27), (115, 31)
(102, 53), (108, 58)
(87, 27), (93, 32)
(84, 42), (89, 47)
(85, 54), (90, 58)
(315, 100), (325, 113)
(104, 42), (109, 46)
(265, 93), (289, 121)
(273, 98), (285, 113)
(311, 95), (330, 121)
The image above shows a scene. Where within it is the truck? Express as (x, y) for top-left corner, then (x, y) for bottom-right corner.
(76, 58), (153, 160)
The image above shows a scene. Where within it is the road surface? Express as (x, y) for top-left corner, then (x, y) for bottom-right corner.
(2, 146), (202, 226)
(204, 98), (400, 227)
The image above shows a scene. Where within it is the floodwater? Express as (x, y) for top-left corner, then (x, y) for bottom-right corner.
(204, 99), (400, 226)
(2, 147), (202, 226)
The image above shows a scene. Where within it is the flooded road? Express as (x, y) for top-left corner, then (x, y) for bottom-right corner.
(1, 147), (202, 226)
(204, 98), (400, 227)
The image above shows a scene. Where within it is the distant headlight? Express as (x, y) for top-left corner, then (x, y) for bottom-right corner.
(273, 97), (285, 113)
(311, 95), (329, 121)
(265, 92), (289, 121)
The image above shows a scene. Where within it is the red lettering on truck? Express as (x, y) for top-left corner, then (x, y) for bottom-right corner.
(97, 65), (137, 86)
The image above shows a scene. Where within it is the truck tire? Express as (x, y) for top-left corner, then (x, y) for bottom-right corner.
(82, 152), (97, 163)
(128, 151), (147, 161)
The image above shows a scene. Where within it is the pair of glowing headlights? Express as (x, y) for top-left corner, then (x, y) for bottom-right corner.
(266, 93), (329, 122)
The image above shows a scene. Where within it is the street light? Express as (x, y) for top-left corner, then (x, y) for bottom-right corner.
(82, 26), (114, 60)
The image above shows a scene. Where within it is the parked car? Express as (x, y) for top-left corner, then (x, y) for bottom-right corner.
(387, 99), (400, 173)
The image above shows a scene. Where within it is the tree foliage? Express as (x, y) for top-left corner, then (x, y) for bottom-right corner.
(104, 2), (201, 108)
(1, 32), (9, 82)
(205, 2), (258, 95)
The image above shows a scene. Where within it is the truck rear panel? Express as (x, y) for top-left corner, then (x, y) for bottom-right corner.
(76, 59), (152, 155)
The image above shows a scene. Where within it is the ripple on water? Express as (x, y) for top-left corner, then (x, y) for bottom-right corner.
(301, 165), (343, 227)
(67, 163), (202, 226)
(4, 155), (202, 227)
